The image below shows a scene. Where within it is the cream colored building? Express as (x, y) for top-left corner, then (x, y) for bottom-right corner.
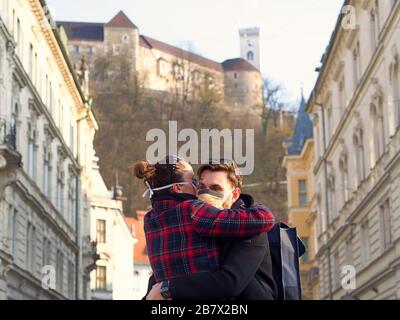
(0, 0), (100, 299)
(307, 0), (400, 300)
(89, 157), (137, 300)
(57, 11), (264, 110)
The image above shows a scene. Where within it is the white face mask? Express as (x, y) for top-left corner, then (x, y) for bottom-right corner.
(142, 181), (197, 198)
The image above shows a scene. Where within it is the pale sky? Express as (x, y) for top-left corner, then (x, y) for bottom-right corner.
(46, 0), (344, 107)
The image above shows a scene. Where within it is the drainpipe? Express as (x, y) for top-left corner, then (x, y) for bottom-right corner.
(317, 103), (333, 300)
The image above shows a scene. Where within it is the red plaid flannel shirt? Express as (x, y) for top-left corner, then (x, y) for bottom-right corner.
(144, 198), (275, 282)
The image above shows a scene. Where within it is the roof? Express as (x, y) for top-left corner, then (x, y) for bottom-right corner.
(57, 21), (104, 41)
(286, 93), (313, 155)
(104, 10), (137, 29)
(222, 58), (259, 72)
(125, 211), (149, 264)
(139, 35), (223, 72)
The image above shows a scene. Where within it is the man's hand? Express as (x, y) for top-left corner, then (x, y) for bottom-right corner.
(146, 282), (171, 300)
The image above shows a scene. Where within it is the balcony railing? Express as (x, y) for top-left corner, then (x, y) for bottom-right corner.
(0, 118), (17, 150)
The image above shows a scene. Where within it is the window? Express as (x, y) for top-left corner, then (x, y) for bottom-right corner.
(56, 165), (64, 214)
(113, 44), (121, 55)
(88, 46), (94, 55)
(247, 51), (254, 61)
(234, 73), (238, 79)
(340, 154), (349, 205)
(96, 219), (106, 243)
(157, 59), (168, 78)
(328, 174), (336, 221)
(68, 261), (75, 299)
(345, 236), (353, 265)
(56, 250), (64, 292)
(42, 237), (51, 267)
(298, 180), (307, 206)
(29, 43), (33, 78)
(379, 199), (392, 251)
(96, 266), (107, 290)
(43, 147), (52, 198)
(391, 59), (400, 129)
(370, 9), (378, 52)
(34, 52), (38, 87)
(10, 208), (18, 257)
(360, 220), (370, 265)
(371, 101), (385, 162)
(26, 223), (36, 273)
(68, 176), (76, 228)
(333, 251), (340, 289)
(27, 119), (37, 179)
(122, 34), (129, 43)
(74, 45), (80, 55)
(16, 18), (21, 56)
(353, 129), (366, 186)
(352, 42), (361, 88)
(338, 77), (346, 111)
(70, 124), (75, 152)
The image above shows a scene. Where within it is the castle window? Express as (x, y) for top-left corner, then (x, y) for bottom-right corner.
(74, 45), (80, 54)
(113, 44), (121, 55)
(157, 59), (168, 78)
(247, 51), (254, 61)
(122, 34), (129, 43)
(88, 46), (94, 55)
(234, 73), (238, 79)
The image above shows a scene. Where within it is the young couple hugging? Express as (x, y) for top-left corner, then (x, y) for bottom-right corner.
(133, 155), (277, 300)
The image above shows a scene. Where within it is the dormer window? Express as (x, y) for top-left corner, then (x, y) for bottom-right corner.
(247, 51), (254, 61)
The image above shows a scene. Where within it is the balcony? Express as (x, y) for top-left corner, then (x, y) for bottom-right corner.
(0, 118), (22, 181)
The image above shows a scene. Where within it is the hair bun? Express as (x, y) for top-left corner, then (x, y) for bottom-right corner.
(132, 160), (154, 180)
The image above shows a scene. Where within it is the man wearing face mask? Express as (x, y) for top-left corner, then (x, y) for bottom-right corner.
(145, 160), (278, 300)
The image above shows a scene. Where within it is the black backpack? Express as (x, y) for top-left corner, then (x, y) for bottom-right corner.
(267, 222), (306, 300)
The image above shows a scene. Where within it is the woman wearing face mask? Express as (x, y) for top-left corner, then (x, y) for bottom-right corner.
(133, 156), (275, 295)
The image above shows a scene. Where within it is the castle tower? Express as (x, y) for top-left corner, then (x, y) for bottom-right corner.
(239, 27), (260, 71)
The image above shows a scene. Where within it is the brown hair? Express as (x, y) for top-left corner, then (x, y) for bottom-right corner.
(132, 159), (189, 193)
(197, 163), (243, 189)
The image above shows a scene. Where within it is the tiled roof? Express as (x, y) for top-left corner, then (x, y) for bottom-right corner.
(287, 94), (313, 155)
(222, 58), (259, 72)
(57, 21), (104, 42)
(104, 10), (137, 29)
(125, 211), (149, 264)
(140, 35), (223, 72)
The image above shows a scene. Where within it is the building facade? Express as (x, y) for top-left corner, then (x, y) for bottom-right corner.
(283, 95), (319, 300)
(307, 0), (400, 300)
(89, 156), (136, 300)
(57, 11), (264, 110)
(125, 211), (152, 300)
(0, 0), (99, 299)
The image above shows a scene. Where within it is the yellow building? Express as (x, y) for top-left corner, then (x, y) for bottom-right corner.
(282, 94), (319, 300)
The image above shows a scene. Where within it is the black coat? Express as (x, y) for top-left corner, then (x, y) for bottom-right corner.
(143, 194), (278, 300)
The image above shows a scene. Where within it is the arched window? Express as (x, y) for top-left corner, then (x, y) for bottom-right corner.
(247, 51), (254, 61)
(353, 128), (366, 186)
(370, 100), (385, 163)
(390, 53), (400, 130)
(339, 152), (349, 206)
